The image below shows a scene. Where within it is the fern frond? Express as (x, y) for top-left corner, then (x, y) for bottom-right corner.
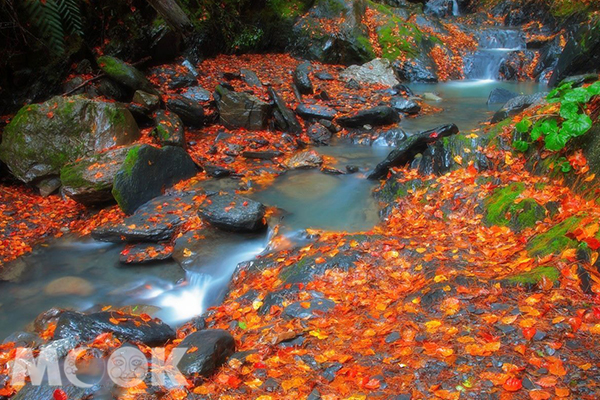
(57, 0), (83, 36)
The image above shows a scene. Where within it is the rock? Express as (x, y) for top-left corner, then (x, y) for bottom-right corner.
(533, 37), (562, 80)
(282, 298), (336, 319)
(215, 85), (271, 130)
(268, 87), (302, 134)
(424, 0), (455, 17)
(166, 95), (204, 126)
(0, 96), (139, 184)
(152, 110), (185, 147)
(92, 192), (199, 243)
(97, 56), (158, 95)
(315, 71), (334, 80)
(176, 330), (235, 378)
(422, 92), (442, 101)
(120, 242), (173, 264)
(54, 311), (175, 346)
(181, 86), (212, 102)
(286, 150), (324, 169)
(44, 276), (95, 297)
(321, 166), (345, 175)
(340, 58), (400, 87)
(3, 331), (41, 347)
(60, 146), (131, 205)
(393, 58), (438, 83)
(37, 177), (62, 197)
(13, 384), (94, 400)
(307, 123), (333, 145)
(390, 97), (421, 114)
(549, 18), (600, 87)
(296, 103), (338, 121)
(294, 62), (314, 95)
(487, 88), (518, 105)
(491, 92), (547, 123)
(132, 90), (160, 112)
(112, 145), (198, 214)
(368, 124), (460, 180)
(149, 64), (197, 89)
(204, 164), (234, 178)
(199, 193), (267, 232)
(346, 165), (359, 173)
(337, 106), (400, 128)
(371, 127), (408, 147)
(242, 151), (284, 160)
(97, 78), (128, 101)
(498, 50), (536, 81)
(240, 68), (262, 87)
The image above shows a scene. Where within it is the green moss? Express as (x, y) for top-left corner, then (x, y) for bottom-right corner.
(97, 56), (129, 78)
(60, 163), (88, 189)
(122, 146), (140, 177)
(267, 0), (309, 18)
(154, 125), (170, 141)
(484, 183), (525, 226)
(527, 216), (582, 257)
(505, 266), (560, 286)
(356, 35), (375, 59)
(106, 106), (127, 127)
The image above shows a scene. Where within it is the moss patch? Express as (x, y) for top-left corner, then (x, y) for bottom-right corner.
(122, 146), (141, 177)
(527, 216), (582, 257)
(505, 266), (560, 286)
(483, 183), (525, 226)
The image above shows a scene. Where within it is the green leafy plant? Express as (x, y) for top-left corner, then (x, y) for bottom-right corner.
(513, 81), (600, 154)
(21, 0), (83, 55)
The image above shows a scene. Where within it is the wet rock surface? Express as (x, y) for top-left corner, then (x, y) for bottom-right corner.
(176, 329), (235, 378)
(199, 193), (267, 232)
(215, 85), (271, 130)
(337, 106), (400, 128)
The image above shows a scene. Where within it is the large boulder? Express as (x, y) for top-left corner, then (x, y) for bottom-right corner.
(390, 97), (421, 115)
(152, 110), (186, 147)
(176, 330), (235, 378)
(340, 58), (400, 87)
(112, 145), (198, 214)
(487, 88), (518, 105)
(393, 58), (439, 83)
(294, 62), (314, 95)
(199, 193), (267, 232)
(97, 56), (159, 95)
(269, 87), (302, 134)
(307, 123), (332, 145)
(296, 103), (338, 121)
(0, 96), (139, 185)
(60, 146), (131, 206)
(337, 106), (400, 128)
(491, 92), (547, 123)
(54, 311), (175, 346)
(215, 85), (271, 130)
(549, 18), (600, 87)
(165, 95), (204, 127)
(286, 150), (324, 169)
(424, 0), (455, 18)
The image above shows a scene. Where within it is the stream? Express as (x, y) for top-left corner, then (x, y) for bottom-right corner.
(0, 79), (544, 341)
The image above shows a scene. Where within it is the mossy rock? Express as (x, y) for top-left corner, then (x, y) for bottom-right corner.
(60, 146), (132, 206)
(504, 266), (560, 287)
(527, 216), (582, 257)
(483, 183), (546, 232)
(0, 96), (139, 185)
(112, 145), (197, 214)
(97, 56), (159, 95)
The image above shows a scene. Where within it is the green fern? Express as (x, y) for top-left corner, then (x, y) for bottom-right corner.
(22, 0), (84, 55)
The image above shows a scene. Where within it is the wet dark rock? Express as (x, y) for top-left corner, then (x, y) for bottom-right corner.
(282, 298), (335, 319)
(321, 166), (345, 175)
(307, 389), (322, 400)
(112, 145), (198, 214)
(533, 38), (562, 81)
(152, 110), (185, 148)
(487, 88), (518, 105)
(166, 95), (205, 127)
(385, 332), (401, 344)
(522, 377), (537, 390)
(13, 384), (95, 400)
(294, 62), (314, 95)
(390, 97), (421, 115)
(315, 72), (334, 81)
(281, 252), (358, 284)
(296, 103), (338, 121)
(322, 362), (343, 382)
(93, 192), (199, 242)
(176, 330), (235, 378)
(491, 92), (547, 123)
(204, 164), (234, 178)
(215, 85), (271, 130)
(533, 330), (547, 341)
(393, 395), (411, 400)
(279, 335), (306, 348)
(132, 90), (160, 112)
(498, 50), (536, 81)
(199, 193), (267, 232)
(0, 96), (139, 185)
(38, 177), (62, 197)
(242, 150), (284, 160)
(392, 84), (415, 97)
(286, 150), (324, 169)
(181, 86), (212, 102)
(61, 146), (131, 206)
(340, 58), (399, 87)
(3, 331), (41, 348)
(97, 56), (158, 95)
(150, 64), (196, 89)
(496, 324), (516, 334)
(346, 165), (359, 173)
(261, 378), (280, 392)
(549, 19), (600, 87)
(97, 78), (128, 101)
(54, 311), (175, 346)
(119, 242), (173, 264)
(258, 288), (299, 316)
(308, 123), (333, 145)
(368, 124), (460, 180)
(424, 0), (455, 18)
(393, 58), (438, 83)
(268, 87), (302, 134)
(240, 68), (262, 87)
(337, 106), (400, 128)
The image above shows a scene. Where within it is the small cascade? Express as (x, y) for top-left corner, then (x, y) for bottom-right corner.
(464, 28), (526, 80)
(452, 0), (460, 16)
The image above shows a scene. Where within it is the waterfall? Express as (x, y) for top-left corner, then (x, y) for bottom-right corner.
(464, 28), (526, 81)
(452, 0), (460, 16)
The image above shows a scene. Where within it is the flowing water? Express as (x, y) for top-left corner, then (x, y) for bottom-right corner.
(464, 28), (527, 80)
(0, 77), (545, 340)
